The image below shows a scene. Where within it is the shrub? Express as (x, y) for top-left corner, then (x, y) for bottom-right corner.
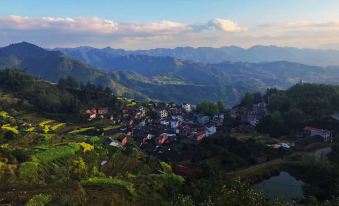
(0, 111), (11, 119)
(1, 124), (19, 135)
(160, 161), (173, 174)
(0, 161), (6, 176)
(79, 142), (94, 152)
(26, 194), (51, 206)
(19, 161), (41, 184)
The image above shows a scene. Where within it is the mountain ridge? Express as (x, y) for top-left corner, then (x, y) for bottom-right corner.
(56, 45), (339, 66)
(3, 42), (339, 106)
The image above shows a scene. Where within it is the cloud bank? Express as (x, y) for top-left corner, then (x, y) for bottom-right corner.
(0, 15), (339, 49)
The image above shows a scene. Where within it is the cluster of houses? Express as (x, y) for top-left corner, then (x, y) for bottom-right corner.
(85, 107), (109, 120)
(132, 103), (224, 157)
(84, 98), (336, 167)
(85, 101), (225, 162)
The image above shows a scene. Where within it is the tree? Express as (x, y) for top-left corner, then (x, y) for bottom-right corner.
(217, 100), (225, 112)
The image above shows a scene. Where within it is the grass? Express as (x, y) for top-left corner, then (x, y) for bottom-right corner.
(38, 134), (56, 141)
(231, 132), (278, 144)
(51, 123), (66, 131)
(39, 120), (53, 128)
(69, 127), (96, 134)
(103, 125), (121, 131)
(225, 159), (287, 183)
(111, 133), (122, 139)
(80, 177), (136, 196)
(26, 127), (36, 132)
(32, 143), (81, 163)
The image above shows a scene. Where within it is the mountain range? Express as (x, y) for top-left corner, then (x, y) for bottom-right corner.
(57, 45), (339, 67)
(2, 42), (339, 105)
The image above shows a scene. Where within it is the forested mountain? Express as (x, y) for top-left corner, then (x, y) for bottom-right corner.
(57, 45), (339, 66)
(3, 42), (339, 105)
(0, 42), (144, 98)
(56, 44), (339, 105)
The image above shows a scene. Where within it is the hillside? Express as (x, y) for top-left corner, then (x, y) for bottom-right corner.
(0, 42), (144, 99)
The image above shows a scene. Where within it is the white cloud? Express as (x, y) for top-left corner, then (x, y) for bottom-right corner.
(2, 15), (339, 49)
(0, 15), (119, 34)
(208, 18), (245, 32)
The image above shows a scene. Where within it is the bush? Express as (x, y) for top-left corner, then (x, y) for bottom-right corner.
(19, 161), (42, 184)
(26, 194), (51, 206)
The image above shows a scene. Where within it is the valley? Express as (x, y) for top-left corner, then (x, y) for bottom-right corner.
(1, 70), (339, 205)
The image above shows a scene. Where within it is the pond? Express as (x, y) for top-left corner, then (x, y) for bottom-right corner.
(253, 171), (305, 201)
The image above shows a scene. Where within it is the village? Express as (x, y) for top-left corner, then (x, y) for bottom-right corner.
(84, 97), (335, 171)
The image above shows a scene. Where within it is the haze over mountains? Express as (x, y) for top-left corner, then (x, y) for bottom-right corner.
(2, 42), (339, 105)
(57, 45), (339, 67)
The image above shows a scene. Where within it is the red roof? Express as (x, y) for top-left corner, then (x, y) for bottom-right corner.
(304, 127), (325, 132)
(175, 165), (194, 176)
(182, 125), (191, 130)
(86, 108), (97, 114)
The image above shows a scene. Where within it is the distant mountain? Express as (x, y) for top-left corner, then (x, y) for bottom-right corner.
(57, 45), (339, 105)
(3, 42), (339, 106)
(105, 60), (339, 105)
(57, 45), (339, 66)
(0, 42), (148, 99)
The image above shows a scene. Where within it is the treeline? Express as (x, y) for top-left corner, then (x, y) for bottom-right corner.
(0, 69), (117, 115)
(255, 83), (339, 137)
(196, 100), (224, 116)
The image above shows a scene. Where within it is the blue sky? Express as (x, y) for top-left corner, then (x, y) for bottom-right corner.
(1, 0), (339, 49)
(2, 0), (339, 24)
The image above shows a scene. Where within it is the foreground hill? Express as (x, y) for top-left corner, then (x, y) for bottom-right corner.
(58, 45), (339, 66)
(1, 73), (339, 205)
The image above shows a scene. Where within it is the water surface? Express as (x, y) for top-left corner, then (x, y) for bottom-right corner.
(253, 171), (304, 200)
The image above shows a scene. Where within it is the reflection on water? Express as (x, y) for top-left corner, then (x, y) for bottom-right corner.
(253, 171), (305, 200)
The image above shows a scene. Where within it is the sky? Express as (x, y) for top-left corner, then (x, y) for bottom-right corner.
(1, 0), (339, 49)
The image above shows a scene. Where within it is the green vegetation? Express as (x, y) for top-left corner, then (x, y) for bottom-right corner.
(256, 83), (339, 137)
(0, 69), (117, 118)
(32, 143), (81, 163)
(26, 194), (52, 206)
(103, 124), (121, 131)
(0, 111), (11, 119)
(196, 100), (224, 116)
(19, 162), (41, 184)
(1, 73), (339, 205)
(80, 177), (136, 195)
(1, 124), (19, 135)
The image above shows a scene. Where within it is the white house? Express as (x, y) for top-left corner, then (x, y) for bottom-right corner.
(158, 110), (168, 118)
(182, 103), (192, 113)
(160, 119), (170, 126)
(304, 127), (332, 142)
(205, 126), (217, 137)
(171, 120), (180, 129)
(197, 115), (210, 125)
